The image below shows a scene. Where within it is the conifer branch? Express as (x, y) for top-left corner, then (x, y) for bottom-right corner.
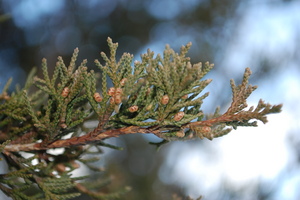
(0, 37), (282, 199)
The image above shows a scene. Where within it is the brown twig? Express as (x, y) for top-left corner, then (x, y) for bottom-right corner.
(187, 113), (250, 128)
(2, 101), (282, 153)
(3, 125), (162, 152)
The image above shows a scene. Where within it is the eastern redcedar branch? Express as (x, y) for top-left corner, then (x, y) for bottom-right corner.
(0, 39), (282, 200)
(3, 100), (282, 153)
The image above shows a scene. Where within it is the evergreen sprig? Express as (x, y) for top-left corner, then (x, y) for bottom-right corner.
(0, 37), (282, 199)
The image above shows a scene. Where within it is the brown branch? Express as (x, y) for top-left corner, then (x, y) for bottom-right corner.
(186, 113), (240, 128)
(188, 101), (282, 129)
(0, 113), (262, 152)
(2, 101), (282, 153)
(3, 125), (162, 152)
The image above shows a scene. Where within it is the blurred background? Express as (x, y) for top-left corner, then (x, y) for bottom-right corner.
(0, 0), (299, 199)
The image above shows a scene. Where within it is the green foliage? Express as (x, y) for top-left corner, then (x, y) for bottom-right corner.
(94, 39), (214, 132)
(0, 158), (81, 200)
(0, 38), (282, 199)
